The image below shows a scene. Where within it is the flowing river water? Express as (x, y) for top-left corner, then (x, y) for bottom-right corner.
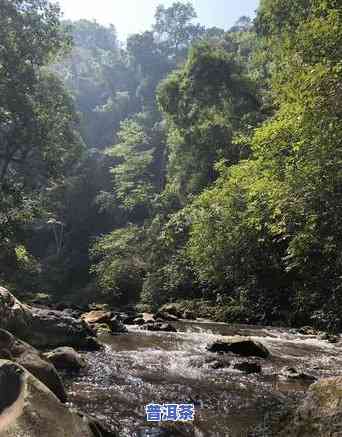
(65, 320), (342, 436)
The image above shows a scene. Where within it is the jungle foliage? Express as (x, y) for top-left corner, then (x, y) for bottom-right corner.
(1, 0), (341, 330)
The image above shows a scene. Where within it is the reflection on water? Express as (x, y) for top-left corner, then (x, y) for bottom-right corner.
(65, 320), (342, 436)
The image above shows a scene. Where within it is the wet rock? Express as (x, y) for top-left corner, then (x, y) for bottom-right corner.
(206, 339), (270, 358)
(183, 310), (196, 320)
(0, 329), (67, 402)
(280, 366), (317, 382)
(319, 332), (339, 343)
(29, 307), (95, 349)
(109, 317), (128, 334)
(140, 322), (177, 333)
(155, 311), (179, 322)
(233, 361), (262, 374)
(298, 326), (318, 336)
(159, 303), (183, 318)
(77, 412), (120, 437)
(0, 360), (96, 437)
(278, 377), (342, 436)
(43, 347), (86, 372)
(0, 360), (24, 415)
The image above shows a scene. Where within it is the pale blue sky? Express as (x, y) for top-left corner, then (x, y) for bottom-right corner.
(57, 0), (260, 39)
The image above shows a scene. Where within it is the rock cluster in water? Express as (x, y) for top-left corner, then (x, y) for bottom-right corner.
(0, 287), (118, 436)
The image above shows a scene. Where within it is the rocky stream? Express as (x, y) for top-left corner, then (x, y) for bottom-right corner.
(66, 319), (342, 436)
(1, 286), (342, 437)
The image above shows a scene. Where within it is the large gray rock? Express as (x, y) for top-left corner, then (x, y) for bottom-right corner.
(0, 287), (95, 349)
(0, 329), (67, 402)
(28, 307), (95, 348)
(206, 339), (270, 358)
(0, 287), (31, 335)
(43, 347), (87, 373)
(0, 360), (96, 437)
(278, 377), (342, 436)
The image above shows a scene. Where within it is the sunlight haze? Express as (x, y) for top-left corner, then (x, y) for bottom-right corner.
(57, 0), (259, 38)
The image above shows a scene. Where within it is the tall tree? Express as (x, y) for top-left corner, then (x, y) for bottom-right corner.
(153, 1), (205, 59)
(158, 41), (259, 198)
(0, 0), (82, 290)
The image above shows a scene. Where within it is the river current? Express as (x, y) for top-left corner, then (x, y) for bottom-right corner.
(65, 320), (342, 436)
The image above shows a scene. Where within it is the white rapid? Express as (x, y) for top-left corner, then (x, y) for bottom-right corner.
(65, 320), (342, 437)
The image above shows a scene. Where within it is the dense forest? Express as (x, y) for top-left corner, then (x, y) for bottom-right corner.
(1, 0), (341, 332)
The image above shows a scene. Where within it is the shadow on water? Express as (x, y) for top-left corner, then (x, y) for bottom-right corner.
(65, 320), (342, 436)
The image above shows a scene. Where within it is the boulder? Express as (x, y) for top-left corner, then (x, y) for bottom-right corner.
(319, 332), (339, 343)
(0, 287), (95, 349)
(233, 361), (262, 374)
(155, 311), (179, 322)
(0, 329), (67, 402)
(82, 311), (128, 335)
(81, 310), (112, 325)
(183, 310), (196, 320)
(278, 377), (342, 436)
(43, 347), (86, 373)
(28, 307), (95, 349)
(109, 317), (128, 334)
(159, 303), (183, 318)
(206, 339), (270, 358)
(133, 317), (146, 325)
(280, 366), (317, 382)
(0, 360), (96, 437)
(140, 322), (177, 333)
(0, 286), (31, 335)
